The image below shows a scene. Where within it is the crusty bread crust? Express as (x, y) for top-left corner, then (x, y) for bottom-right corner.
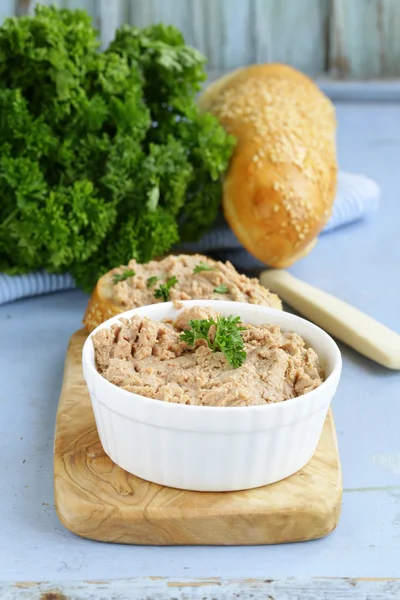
(83, 272), (122, 332)
(199, 64), (337, 268)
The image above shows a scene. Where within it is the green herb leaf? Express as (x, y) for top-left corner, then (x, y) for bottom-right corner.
(0, 7), (235, 293)
(180, 315), (246, 369)
(113, 268), (135, 284)
(180, 318), (215, 348)
(193, 261), (217, 274)
(146, 275), (161, 288)
(214, 283), (228, 294)
(154, 275), (178, 301)
(146, 186), (160, 212)
(213, 315), (247, 369)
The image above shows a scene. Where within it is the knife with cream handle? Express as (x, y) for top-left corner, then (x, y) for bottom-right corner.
(260, 269), (400, 370)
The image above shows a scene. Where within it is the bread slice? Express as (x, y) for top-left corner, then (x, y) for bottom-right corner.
(83, 254), (282, 332)
(83, 271), (124, 332)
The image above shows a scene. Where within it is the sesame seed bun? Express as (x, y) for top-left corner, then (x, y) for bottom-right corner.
(199, 64), (337, 267)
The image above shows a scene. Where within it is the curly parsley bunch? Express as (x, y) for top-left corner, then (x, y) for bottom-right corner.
(0, 6), (235, 291)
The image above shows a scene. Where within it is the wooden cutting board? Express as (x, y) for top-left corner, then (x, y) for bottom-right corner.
(54, 329), (342, 545)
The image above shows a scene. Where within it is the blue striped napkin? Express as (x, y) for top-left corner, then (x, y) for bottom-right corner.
(0, 171), (380, 305)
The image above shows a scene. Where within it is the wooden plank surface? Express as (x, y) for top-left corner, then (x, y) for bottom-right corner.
(54, 328), (342, 546)
(330, 0), (400, 77)
(253, 0), (329, 74)
(2, 576), (400, 599)
(4, 0), (400, 78)
(0, 0), (15, 22)
(1, 102), (400, 585)
(128, 0), (329, 74)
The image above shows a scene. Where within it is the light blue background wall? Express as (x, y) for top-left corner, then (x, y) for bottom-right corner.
(6, 0), (400, 78)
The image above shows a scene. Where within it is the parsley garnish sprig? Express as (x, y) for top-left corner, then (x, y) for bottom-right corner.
(214, 283), (228, 294)
(113, 268), (135, 284)
(147, 275), (161, 288)
(193, 262), (217, 274)
(154, 276), (178, 301)
(180, 315), (247, 368)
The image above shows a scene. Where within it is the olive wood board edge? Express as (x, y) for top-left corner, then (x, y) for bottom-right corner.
(54, 328), (342, 545)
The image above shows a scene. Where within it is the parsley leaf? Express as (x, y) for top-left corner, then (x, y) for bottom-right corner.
(0, 7), (235, 293)
(146, 275), (161, 288)
(214, 283), (228, 294)
(193, 261), (217, 274)
(113, 268), (135, 284)
(180, 315), (247, 369)
(213, 315), (247, 368)
(154, 276), (178, 301)
(179, 318), (215, 348)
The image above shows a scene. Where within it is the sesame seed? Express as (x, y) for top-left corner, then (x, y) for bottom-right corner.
(209, 69), (335, 226)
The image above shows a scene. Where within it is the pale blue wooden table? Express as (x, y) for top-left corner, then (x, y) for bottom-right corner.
(1, 102), (400, 599)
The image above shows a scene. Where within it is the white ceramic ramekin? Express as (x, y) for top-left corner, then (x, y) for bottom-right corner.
(82, 300), (341, 492)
